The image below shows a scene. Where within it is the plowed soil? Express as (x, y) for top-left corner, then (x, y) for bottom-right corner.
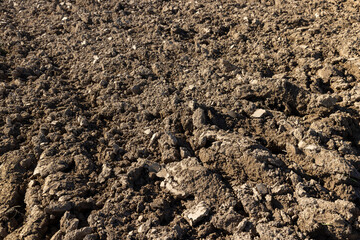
(2, 0), (360, 239)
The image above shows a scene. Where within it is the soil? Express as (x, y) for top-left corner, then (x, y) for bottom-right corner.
(1, 0), (360, 239)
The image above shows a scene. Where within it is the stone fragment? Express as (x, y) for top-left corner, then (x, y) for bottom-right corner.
(220, 59), (237, 72)
(236, 218), (249, 232)
(45, 201), (72, 214)
(251, 109), (269, 118)
(271, 184), (290, 195)
(256, 183), (268, 195)
(97, 163), (112, 183)
(131, 84), (142, 95)
(317, 65), (333, 81)
(149, 132), (161, 146)
(144, 129), (152, 136)
(180, 147), (191, 158)
(161, 148), (180, 163)
(138, 219), (152, 234)
(192, 108), (207, 129)
(159, 132), (178, 147)
(77, 116), (88, 127)
(136, 65), (152, 77)
(184, 201), (210, 226)
(158, 132), (180, 163)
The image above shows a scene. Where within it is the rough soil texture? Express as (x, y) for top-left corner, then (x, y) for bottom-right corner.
(2, 0), (360, 239)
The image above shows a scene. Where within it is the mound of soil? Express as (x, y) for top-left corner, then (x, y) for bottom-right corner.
(1, 0), (360, 239)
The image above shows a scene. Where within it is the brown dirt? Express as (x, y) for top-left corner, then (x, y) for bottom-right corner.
(1, 0), (360, 239)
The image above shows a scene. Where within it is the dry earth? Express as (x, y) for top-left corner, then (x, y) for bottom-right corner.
(1, 0), (360, 239)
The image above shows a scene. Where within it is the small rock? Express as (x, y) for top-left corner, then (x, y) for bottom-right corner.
(98, 163), (112, 183)
(184, 201), (210, 226)
(161, 132), (178, 147)
(45, 201), (72, 214)
(136, 65), (152, 77)
(220, 59), (237, 72)
(192, 108), (207, 128)
(131, 84), (142, 95)
(303, 144), (319, 152)
(161, 148), (180, 163)
(188, 84), (196, 90)
(99, 79), (108, 87)
(77, 116), (88, 127)
(149, 132), (161, 146)
(180, 147), (191, 158)
(251, 109), (269, 118)
(188, 100), (198, 110)
(289, 171), (302, 186)
(317, 65), (333, 82)
(138, 220), (152, 234)
(236, 218), (249, 232)
(295, 183), (308, 198)
(272, 184), (290, 195)
(144, 129), (152, 136)
(256, 183), (268, 195)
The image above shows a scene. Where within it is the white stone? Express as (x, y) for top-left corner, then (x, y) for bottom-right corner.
(184, 201), (210, 226)
(144, 129), (152, 136)
(251, 109), (268, 118)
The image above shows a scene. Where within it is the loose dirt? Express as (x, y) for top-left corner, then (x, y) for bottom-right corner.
(1, 0), (360, 239)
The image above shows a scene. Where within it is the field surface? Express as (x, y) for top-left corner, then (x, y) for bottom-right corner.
(2, 0), (360, 239)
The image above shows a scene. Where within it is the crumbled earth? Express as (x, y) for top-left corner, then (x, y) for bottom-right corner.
(2, 0), (360, 239)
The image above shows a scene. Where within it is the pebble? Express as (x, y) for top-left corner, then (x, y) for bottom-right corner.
(192, 108), (207, 128)
(236, 218), (249, 231)
(251, 109), (268, 118)
(180, 147), (191, 158)
(188, 100), (198, 110)
(220, 59), (237, 72)
(98, 163), (112, 183)
(184, 201), (210, 226)
(272, 184), (290, 195)
(149, 132), (160, 146)
(316, 65), (333, 81)
(188, 84), (196, 90)
(131, 84), (142, 95)
(77, 116), (88, 127)
(45, 201), (72, 214)
(255, 183), (268, 195)
(144, 129), (152, 136)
